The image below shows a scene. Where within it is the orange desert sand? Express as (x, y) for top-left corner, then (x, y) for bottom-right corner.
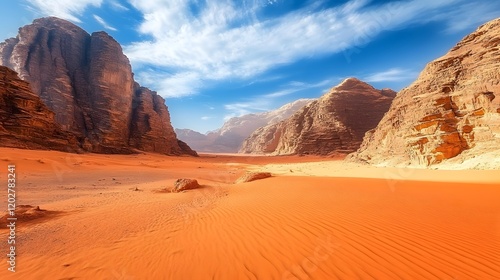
(0, 148), (499, 280)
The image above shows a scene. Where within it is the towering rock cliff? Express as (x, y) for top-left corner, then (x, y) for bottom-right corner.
(240, 78), (396, 155)
(130, 84), (196, 155)
(349, 18), (500, 167)
(0, 17), (196, 156)
(0, 66), (80, 151)
(175, 99), (313, 153)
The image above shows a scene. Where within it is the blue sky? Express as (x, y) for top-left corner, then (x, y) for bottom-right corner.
(1, 0), (499, 133)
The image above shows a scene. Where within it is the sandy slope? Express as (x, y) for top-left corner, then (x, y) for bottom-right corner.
(250, 159), (500, 183)
(0, 148), (499, 279)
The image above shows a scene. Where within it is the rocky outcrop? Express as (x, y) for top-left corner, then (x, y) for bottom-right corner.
(0, 66), (80, 151)
(235, 172), (272, 184)
(240, 78), (396, 155)
(0, 205), (58, 224)
(0, 17), (195, 155)
(349, 18), (500, 167)
(175, 99), (313, 153)
(172, 179), (201, 193)
(130, 84), (197, 156)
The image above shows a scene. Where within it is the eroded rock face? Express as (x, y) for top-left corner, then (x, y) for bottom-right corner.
(0, 66), (80, 151)
(349, 18), (500, 166)
(130, 84), (197, 156)
(240, 78), (396, 155)
(85, 31), (135, 153)
(0, 17), (195, 155)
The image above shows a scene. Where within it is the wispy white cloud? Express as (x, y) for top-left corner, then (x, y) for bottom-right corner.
(223, 100), (269, 120)
(223, 77), (336, 120)
(363, 68), (417, 83)
(135, 70), (202, 98)
(109, 0), (129, 11)
(25, 0), (102, 23)
(201, 116), (212, 120)
(263, 89), (298, 99)
(263, 78), (336, 98)
(93, 15), (117, 31)
(245, 75), (285, 86)
(23, 0), (500, 99)
(427, 1), (500, 33)
(123, 0), (495, 98)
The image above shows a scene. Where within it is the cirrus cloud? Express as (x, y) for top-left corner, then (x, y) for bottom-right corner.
(93, 15), (117, 31)
(123, 0), (500, 98)
(23, 0), (500, 99)
(25, 0), (103, 23)
(364, 68), (417, 83)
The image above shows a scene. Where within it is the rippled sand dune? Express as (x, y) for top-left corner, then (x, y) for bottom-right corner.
(0, 148), (499, 279)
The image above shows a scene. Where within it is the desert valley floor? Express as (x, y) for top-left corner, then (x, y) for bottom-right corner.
(0, 148), (499, 279)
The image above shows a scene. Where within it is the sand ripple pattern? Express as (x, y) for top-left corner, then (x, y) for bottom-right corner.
(1, 177), (499, 280)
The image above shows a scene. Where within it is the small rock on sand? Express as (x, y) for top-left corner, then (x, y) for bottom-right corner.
(235, 172), (272, 184)
(172, 179), (201, 193)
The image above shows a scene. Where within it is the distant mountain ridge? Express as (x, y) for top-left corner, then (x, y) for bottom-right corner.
(240, 78), (396, 155)
(0, 17), (196, 156)
(175, 98), (314, 152)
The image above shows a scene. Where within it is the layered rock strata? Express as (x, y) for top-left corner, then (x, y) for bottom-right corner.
(0, 17), (196, 156)
(240, 78), (396, 155)
(350, 18), (500, 166)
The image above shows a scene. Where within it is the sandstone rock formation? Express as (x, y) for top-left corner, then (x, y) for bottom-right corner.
(349, 18), (500, 167)
(130, 84), (197, 156)
(235, 172), (272, 184)
(175, 99), (313, 153)
(0, 66), (80, 151)
(172, 179), (201, 193)
(0, 205), (57, 225)
(240, 78), (396, 155)
(0, 17), (195, 156)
